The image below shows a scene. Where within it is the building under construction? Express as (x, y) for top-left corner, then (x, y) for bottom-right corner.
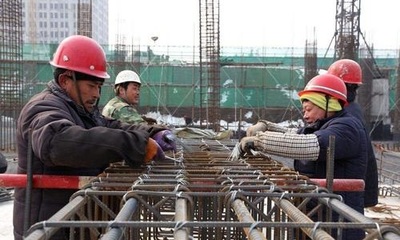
(1, 0), (400, 239)
(1, 1), (398, 148)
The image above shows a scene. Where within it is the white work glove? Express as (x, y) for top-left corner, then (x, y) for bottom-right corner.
(247, 120), (294, 136)
(239, 136), (259, 155)
(246, 122), (267, 136)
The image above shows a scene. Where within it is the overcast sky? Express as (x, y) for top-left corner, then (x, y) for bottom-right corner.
(108, 0), (400, 50)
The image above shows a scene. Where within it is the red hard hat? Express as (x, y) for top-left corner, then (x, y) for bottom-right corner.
(327, 59), (362, 85)
(50, 35), (110, 79)
(298, 74), (347, 104)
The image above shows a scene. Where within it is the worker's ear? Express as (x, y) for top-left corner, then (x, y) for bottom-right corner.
(58, 75), (68, 88)
(58, 74), (73, 90)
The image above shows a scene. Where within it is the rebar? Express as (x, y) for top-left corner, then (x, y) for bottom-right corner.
(22, 138), (400, 240)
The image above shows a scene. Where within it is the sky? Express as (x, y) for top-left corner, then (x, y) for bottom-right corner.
(108, 0), (400, 50)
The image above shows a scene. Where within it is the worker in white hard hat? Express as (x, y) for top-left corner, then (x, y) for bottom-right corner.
(102, 70), (176, 152)
(102, 70), (156, 125)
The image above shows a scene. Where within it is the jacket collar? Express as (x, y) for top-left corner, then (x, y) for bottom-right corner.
(47, 80), (93, 116)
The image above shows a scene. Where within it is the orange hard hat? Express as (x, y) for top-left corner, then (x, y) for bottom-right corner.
(298, 73), (347, 104)
(50, 35), (110, 79)
(327, 59), (362, 85)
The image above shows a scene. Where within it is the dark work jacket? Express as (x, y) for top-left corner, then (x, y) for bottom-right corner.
(294, 110), (368, 240)
(14, 80), (164, 240)
(346, 101), (378, 207)
(294, 110), (368, 211)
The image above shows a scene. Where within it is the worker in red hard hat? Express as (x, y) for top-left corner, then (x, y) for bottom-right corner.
(241, 73), (368, 240)
(328, 58), (378, 208)
(327, 58), (362, 103)
(13, 35), (172, 240)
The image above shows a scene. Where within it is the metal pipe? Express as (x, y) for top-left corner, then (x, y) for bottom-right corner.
(0, 174), (94, 189)
(23, 128), (34, 236)
(326, 135), (335, 193)
(23, 220), (388, 231)
(310, 178), (365, 191)
(0, 174), (364, 192)
(100, 197), (139, 240)
(231, 198), (267, 240)
(25, 195), (88, 240)
(174, 197), (190, 239)
(318, 196), (400, 239)
(272, 196), (334, 240)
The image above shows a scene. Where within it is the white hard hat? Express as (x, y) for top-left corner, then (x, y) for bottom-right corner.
(114, 70), (141, 85)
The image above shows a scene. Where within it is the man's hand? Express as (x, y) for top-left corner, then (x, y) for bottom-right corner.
(152, 130), (177, 152)
(144, 138), (165, 164)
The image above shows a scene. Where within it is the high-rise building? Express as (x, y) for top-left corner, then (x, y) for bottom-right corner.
(22, 0), (108, 44)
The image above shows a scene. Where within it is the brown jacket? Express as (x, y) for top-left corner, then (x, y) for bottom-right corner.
(14, 80), (163, 239)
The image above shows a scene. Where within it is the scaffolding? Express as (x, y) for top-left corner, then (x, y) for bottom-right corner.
(334, 0), (360, 60)
(0, 0), (23, 152)
(199, 0), (221, 132)
(304, 39), (318, 85)
(77, 0), (93, 38)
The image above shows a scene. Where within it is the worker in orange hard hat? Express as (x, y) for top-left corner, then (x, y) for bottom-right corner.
(14, 35), (172, 240)
(328, 58), (378, 208)
(240, 73), (368, 240)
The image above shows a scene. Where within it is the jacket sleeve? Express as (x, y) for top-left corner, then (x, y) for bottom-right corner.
(314, 119), (363, 162)
(106, 118), (167, 136)
(25, 98), (154, 168)
(253, 131), (320, 161)
(113, 106), (147, 125)
(31, 115), (150, 168)
(258, 120), (298, 133)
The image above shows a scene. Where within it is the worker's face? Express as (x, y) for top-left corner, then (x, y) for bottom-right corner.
(60, 75), (102, 113)
(301, 100), (326, 124)
(120, 82), (140, 105)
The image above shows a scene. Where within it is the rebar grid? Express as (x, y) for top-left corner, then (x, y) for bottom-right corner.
(24, 139), (400, 240)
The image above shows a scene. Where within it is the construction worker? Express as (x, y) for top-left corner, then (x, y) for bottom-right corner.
(327, 58), (378, 208)
(102, 69), (176, 152)
(13, 35), (174, 240)
(241, 73), (368, 240)
(102, 69), (157, 125)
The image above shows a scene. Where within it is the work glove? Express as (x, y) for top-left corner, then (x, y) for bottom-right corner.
(144, 138), (165, 164)
(239, 136), (258, 155)
(246, 121), (268, 136)
(247, 121), (291, 136)
(152, 130), (177, 152)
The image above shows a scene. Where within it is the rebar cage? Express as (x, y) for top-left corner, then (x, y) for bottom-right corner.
(24, 139), (400, 240)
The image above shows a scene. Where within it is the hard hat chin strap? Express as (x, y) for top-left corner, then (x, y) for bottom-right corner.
(71, 71), (86, 112)
(324, 95), (330, 118)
